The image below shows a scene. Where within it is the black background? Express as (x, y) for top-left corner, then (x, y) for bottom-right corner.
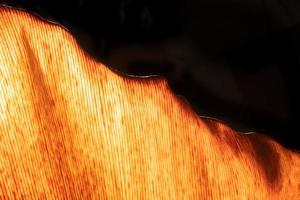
(1, 0), (300, 150)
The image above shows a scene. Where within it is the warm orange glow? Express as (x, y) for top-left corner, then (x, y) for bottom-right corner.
(0, 6), (299, 199)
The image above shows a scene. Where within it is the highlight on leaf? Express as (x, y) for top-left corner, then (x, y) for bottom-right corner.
(0, 6), (299, 199)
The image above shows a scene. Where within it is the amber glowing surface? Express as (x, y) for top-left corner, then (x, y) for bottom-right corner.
(0, 6), (300, 199)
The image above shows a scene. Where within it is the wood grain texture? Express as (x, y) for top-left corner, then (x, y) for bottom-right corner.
(0, 6), (299, 199)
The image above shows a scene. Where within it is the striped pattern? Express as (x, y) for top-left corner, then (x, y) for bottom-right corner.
(0, 6), (299, 199)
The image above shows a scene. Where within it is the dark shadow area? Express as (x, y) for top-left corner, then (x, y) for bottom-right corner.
(1, 0), (299, 150)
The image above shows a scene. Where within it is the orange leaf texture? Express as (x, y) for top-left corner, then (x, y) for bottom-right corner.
(0, 6), (299, 199)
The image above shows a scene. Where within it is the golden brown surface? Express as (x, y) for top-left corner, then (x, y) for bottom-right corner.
(0, 6), (299, 199)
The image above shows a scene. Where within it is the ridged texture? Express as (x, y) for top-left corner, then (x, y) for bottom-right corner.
(0, 6), (299, 199)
